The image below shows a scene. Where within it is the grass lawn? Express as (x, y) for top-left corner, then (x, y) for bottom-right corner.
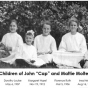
(0, 60), (59, 68)
(0, 61), (79, 69)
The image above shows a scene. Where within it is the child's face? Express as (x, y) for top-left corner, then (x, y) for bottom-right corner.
(42, 24), (51, 36)
(70, 21), (78, 34)
(25, 35), (33, 45)
(9, 22), (17, 33)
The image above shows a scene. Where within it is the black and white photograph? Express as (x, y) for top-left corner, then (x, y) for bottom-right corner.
(0, 1), (88, 69)
(1, 1), (88, 88)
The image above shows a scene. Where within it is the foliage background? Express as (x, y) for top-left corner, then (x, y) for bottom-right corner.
(0, 1), (88, 48)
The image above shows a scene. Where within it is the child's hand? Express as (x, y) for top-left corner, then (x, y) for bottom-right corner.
(6, 47), (12, 51)
(70, 51), (81, 53)
(0, 46), (4, 50)
(38, 51), (52, 55)
(37, 52), (45, 55)
(83, 61), (88, 68)
(0, 43), (5, 50)
(30, 60), (35, 63)
(45, 51), (52, 54)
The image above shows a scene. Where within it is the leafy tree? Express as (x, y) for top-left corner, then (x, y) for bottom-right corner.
(0, 1), (88, 47)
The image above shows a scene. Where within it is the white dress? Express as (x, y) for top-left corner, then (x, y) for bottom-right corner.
(16, 44), (37, 62)
(34, 34), (57, 63)
(34, 34), (57, 53)
(1, 32), (23, 53)
(53, 32), (87, 68)
(59, 32), (87, 54)
(16, 44), (46, 66)
(0, 43), (45, 66)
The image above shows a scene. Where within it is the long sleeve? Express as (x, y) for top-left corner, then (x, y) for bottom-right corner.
(84, 51), (88, 60)
(80, 36), (87, 54)
(51, 38), (57, 52)
(14, 36), (23, 52)
(32, 48), (37, 60)
(1, 34), (6, 45)
(58, 37), (67, 52)
(12, 36), (24, 60)
(34, 37), (38, 52)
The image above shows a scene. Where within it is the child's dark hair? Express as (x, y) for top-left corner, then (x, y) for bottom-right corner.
(42, 20), (51, 28)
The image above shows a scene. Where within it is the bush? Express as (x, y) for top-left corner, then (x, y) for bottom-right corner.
(0, 1), (88, 47)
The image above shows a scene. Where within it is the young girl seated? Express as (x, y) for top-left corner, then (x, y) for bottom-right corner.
(59, 18), (87, 54)
(53, 17), (87, 68)
(15, 30), (37, 62)
(1, 19), (23, 54)
(34, 21), (57, 63)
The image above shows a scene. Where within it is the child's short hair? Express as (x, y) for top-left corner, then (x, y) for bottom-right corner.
(10, 19), (17, 25)
(42, 20), (51, 28)
(26, 30), (34, 37)
(68, 17), (79, 26)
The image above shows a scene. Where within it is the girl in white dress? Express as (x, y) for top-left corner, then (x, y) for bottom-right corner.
(15, 30), (37, 63)
(53, 18), (87, 68)
(34, 21), (57, 63)
(59, 18), (87, 54)
(1, 20), (23, 54)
